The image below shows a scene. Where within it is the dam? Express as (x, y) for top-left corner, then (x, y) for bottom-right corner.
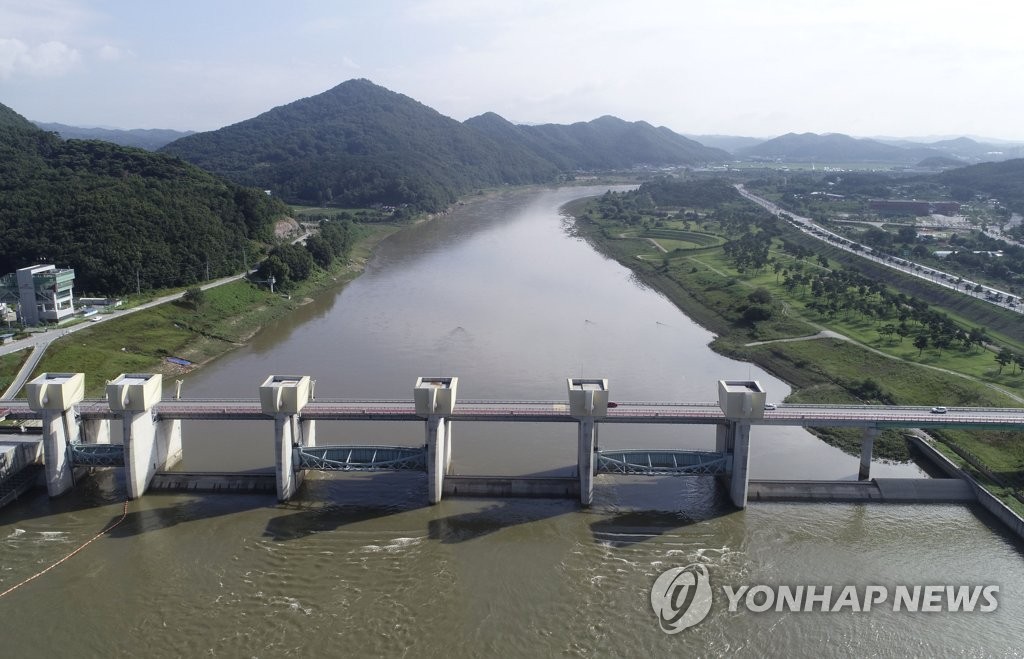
(3, 371), (1015, 511)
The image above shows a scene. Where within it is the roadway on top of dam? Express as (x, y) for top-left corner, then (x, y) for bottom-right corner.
(3, 398), (1024, 430)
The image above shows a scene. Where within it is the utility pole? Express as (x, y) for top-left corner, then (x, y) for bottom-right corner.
(136, 270), (141, 296)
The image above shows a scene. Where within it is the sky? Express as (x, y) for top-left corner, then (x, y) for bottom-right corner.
(2, 0), (1023, 141)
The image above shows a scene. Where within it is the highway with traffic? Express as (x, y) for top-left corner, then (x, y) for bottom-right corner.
(735, 184), (1023, 314)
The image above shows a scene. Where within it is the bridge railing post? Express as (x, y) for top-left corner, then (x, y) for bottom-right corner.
(260, 375), (312, 502)
(26, 372), (84, 497)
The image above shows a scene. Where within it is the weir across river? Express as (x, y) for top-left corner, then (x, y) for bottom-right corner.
(3, 371), (1023, 510)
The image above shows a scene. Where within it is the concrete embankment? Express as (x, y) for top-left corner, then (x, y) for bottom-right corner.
(907, 434), (1024, 540)
(747, 478), (975, 503)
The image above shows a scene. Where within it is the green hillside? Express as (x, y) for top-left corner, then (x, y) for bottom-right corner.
(161, 79), (728, 211)
(0, 102), (288, 294)
(465, 112), (729, 170)
(161, 79), (561, 211)
(939, 158), (1024, 213)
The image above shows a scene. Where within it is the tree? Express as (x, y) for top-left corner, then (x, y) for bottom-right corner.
(995, 347), (1013, 374)
(897, 226), (918, 244)
(257, 255), (290, 289)
(913, 334), (929, 356)
(747, 287), (772, 305)
(269, 243), (314, 282)
(304, 234), (334, 268)
(182, 286), (206, 310)
(741, 304), (773, 324)
(933, 331), (953, 355)
(969, 327), (988, 353)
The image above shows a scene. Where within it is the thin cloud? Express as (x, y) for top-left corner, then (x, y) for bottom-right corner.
(0, 38), (80, 79)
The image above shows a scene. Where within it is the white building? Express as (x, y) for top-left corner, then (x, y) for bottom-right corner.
(0, 264), (76, 326)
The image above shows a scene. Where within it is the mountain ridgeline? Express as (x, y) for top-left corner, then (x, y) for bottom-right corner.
(737, 132), (943, 163)
(160, 79), (728, 210)
(32, 122), (195, 151)
(734, 131), (1024, 166)
(0, 102), (289, 293)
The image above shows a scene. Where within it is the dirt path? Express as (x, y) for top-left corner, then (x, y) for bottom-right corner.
(617, 231), (668, 254)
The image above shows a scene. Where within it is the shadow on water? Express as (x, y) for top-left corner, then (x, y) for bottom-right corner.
(263, 471), (429, 541)
(0, 469), (132, 525)
(589, 509), (731, 548)
(428, 498), (576, 544)
(106, 493), (272, 538)
(587, 475), (738, 547)
(0, 469), (278, 537)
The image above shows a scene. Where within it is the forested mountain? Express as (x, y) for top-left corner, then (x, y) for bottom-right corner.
(0, 102), (288, 293)
(737, 132), (944, 164)
(465, 112), (729, 170)
(161, 79), (727, 210)
(938, 159), (1024, 213)
(161, 79), (561, 211)
(33, 122), (194, 150)
(881, 136), (1024, 163)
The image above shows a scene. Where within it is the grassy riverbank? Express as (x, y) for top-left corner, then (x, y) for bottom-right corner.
(0, 351), (27, 396)
(30, 223), (399, 397)
(568, 193), (1024, 514)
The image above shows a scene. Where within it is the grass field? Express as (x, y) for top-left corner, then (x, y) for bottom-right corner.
(0, 350), (27, 395)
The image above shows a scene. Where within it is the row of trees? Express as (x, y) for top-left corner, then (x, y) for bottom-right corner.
(778, 259), (1000, 360)
(994, 348), (1024, 375)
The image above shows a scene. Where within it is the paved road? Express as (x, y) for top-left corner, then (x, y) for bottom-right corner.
(3, 397), (1024, 430)
(735, 185), (1022, 314)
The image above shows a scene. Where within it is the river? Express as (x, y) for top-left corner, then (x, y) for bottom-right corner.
(1, 186), (1021, 656)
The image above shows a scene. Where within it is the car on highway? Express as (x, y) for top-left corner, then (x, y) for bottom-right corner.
(931, 406), (948, 414)
(764, 403), (777, 410)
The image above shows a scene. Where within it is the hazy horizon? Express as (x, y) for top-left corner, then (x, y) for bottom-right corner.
(3, 0), (1022, 140)
(27, 110), (1024, 148)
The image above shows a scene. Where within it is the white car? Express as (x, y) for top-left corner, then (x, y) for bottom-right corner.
(931, 406), (948, 414)
(764, 403), (777, 410)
